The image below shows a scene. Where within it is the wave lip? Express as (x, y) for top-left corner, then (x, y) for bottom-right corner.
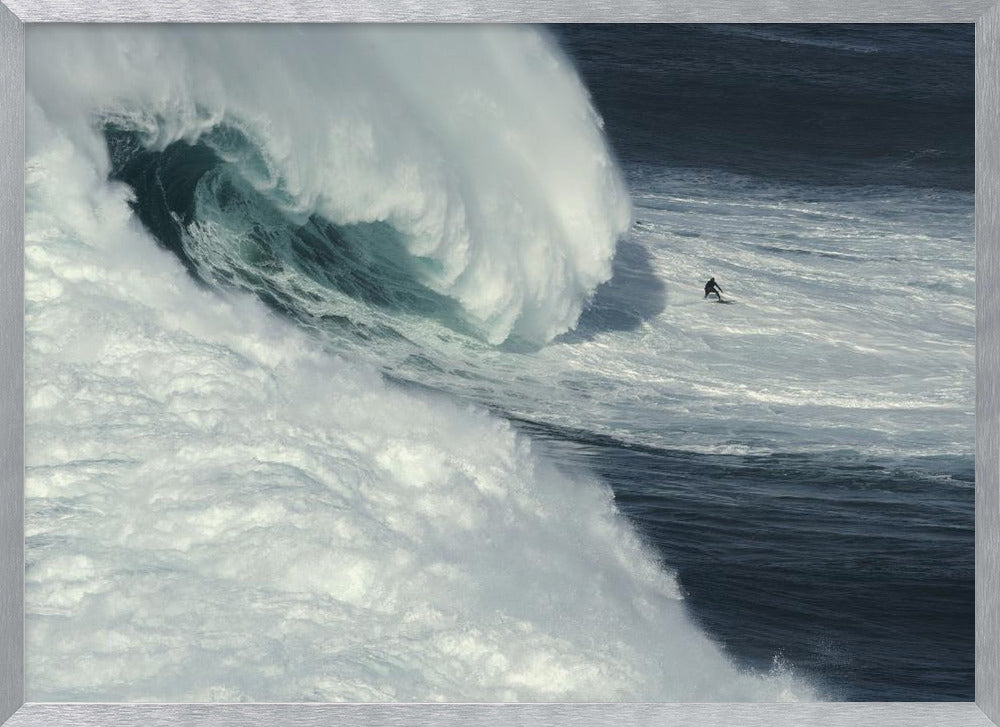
(29, 24), (632, 345)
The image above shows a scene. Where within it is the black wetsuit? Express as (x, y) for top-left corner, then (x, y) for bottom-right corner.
(704, 279), (723, 299)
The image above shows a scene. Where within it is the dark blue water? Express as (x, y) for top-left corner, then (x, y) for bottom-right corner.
(546, 24), (975, 701)
(520, 420), (973, 700)
(555, 24), (974, 191)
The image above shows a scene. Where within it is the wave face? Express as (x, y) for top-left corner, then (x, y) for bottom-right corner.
(24, 25), (809, 702)
(28, 24), (631, 346)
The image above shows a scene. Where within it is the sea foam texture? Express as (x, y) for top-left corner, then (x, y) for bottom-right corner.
(25, 25), (809, 702)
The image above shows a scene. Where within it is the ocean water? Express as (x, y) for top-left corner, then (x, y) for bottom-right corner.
(24, 24), (973, 702)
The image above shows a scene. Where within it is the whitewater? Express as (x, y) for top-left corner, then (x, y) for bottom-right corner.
(24, 25), (816, 702)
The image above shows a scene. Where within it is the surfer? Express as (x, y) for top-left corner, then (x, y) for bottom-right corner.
(704, 277), (725, 301)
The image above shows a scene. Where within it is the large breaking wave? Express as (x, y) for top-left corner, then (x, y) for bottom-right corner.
(29, 24), (631, 346)
(24, 25), (810, 702)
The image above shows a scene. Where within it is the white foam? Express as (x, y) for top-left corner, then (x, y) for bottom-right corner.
(24, 76), (809, 701)
(289, 166), (975, 460)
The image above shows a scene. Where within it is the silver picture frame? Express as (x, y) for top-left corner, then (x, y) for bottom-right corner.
(1, 2), (997, 726)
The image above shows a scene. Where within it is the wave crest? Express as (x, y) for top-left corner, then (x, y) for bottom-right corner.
(28, 24), (632, 344)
